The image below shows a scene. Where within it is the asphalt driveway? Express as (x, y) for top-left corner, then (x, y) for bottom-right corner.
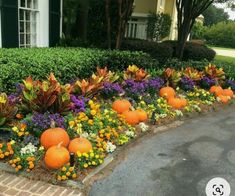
(89, 105), (235, 196)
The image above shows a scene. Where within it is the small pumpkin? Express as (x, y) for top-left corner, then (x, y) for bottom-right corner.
(218, 95), (229, 104)
(168, 97), (185, 109)
(112, 99), (131, 114)
(44, 144), (70, 169)
(135, 109), (148, 122)
(122, 111), (139, 125)
(159, 87), (176, 100)
(209, 86), (223, 97)
(40, 128), (70, 149)
(223, 89), (234, 98)
(68, 137), (92, 154)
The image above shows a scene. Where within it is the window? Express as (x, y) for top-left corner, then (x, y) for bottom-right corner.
(19, 0), (38, 47)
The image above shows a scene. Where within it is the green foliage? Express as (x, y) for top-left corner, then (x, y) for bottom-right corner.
(191, 22), (207, 40)
(147, 12), (172, 41)
(163, 41), (216, 61)
(121, 39), (173, 64)
(0, 48), (158, 93)
(202, 4), (229, 26)
(204, 21), (235, 48)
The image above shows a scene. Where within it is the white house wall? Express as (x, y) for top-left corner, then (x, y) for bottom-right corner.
(38, 0), (49, 47)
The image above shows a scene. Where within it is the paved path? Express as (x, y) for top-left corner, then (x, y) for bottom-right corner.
(0, 172), (83, 196)
(90, 106), (235, 196)
(213, 48), (235, 57)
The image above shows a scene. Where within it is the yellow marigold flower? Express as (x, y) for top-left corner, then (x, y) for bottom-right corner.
(12, 127), (18, 132)
(99, 159), (103, 164)
(39, 146), (44, 151)
(0, 144), (3, 148)
(90, 153), (94, 158)
(90, 110), (97, 116)
(88, 162), (91, 165)
(4, 152), (9, 156)
(95, 155), (99, 159)
(88, 119), (94, 125)
(92, 161), (96, 165)
(77, 152), (82, 157)
(61, 175), (67, 180)
(83, 163), (88, 168)
(17, 165), (22, 170)
(0, 154), (4, 159)
(66, 172), (71, 177)
(88, 100), (94, 105)
(69, 121), (75, 127)
(69, 167), (74, 172)
(57, 176), (62, 181)
(83, 153), (89, 158)
(72, 174), (77, 179)
(15, 168), (19, 172)
(18, 132), (23, 137)
(62, 166), (67, 172)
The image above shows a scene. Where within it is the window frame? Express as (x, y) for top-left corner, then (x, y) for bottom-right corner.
(18, 0), (39, 48)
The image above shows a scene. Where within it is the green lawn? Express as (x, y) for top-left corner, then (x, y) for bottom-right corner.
(215, 55), (235, 63)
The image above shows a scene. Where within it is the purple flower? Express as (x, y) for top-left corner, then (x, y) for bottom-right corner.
(70, 95), (87, 113)
(101, 82), (124, 99)
(200, 77), (216, 89)
(226, 79), (235, 91)
(31, 112), (65, 130)
(8, 94), (20, 105)
(180, 77), (195, 91)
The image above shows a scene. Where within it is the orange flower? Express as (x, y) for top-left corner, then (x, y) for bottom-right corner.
(16, 114), (24, 119)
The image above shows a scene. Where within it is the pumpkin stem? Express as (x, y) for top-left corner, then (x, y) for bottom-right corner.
(57, 142), (63, 148)
(50, 120), (56, 128)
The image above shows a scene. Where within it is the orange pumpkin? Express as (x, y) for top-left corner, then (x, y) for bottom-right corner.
(40, 128), (70, 149)
(44, 144), (70, 169)
(209, 86), (223, 97)
(218, 95), (229, 104)
(180, 98), (187, 108)
(135, 109), (148, 122)
(223, 89), (234, 98)
(112, 99), (131, 114)
(68, 137), (92, 154)
(122, 111), (139, 125)
(159, 87), (176, 100)
(168, 97), (185, 109)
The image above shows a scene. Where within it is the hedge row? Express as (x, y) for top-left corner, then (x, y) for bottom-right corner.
(121, 39), (216, 63)
(0, 48), (158, 92)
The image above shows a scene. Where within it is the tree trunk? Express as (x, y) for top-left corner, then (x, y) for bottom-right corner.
(105, 0), (111, 49)
(116, 0), (123, 49)
(75, 0), (89, 41)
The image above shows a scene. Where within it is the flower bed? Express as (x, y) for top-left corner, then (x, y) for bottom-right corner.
(0, 64), (234, 184)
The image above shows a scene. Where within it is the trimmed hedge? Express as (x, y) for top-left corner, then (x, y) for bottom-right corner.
(163, 41), (216, 61)
(121, 39), (173, 63)
(0, 48), (158, 93)
(121, 39), (216, 63)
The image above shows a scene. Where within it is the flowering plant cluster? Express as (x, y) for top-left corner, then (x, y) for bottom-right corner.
(0, 64), (234, 182)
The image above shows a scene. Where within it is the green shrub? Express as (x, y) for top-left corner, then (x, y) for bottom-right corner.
(121, 39), (173, 64)
(0, 48), (158, 93)
(163, 41), (216, 61)
(204, 22), (235, 48)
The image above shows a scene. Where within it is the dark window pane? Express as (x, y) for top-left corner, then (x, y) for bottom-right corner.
(20, 10), (24, 20)
(20, 22), (25, 33)
(26, 11), (30, 21)
(27, 0), (32, 8)
(26, 34), (31, 45)
(20, 34), (25, 45)
(26, 22), (31, 33)
(21, 0), (26, 7)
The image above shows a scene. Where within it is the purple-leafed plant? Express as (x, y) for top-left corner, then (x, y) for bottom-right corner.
(200, 76), (216, 89)
(180, 77), (195, 91)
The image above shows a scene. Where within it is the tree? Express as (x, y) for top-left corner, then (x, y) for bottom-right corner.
(203, 4), (229, 26)
(175, 0), (233, 60)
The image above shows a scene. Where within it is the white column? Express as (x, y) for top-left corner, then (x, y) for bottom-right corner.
(37, 0), (49, 47)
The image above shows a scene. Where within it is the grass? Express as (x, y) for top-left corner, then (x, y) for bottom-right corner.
(215, 55), (235, 63)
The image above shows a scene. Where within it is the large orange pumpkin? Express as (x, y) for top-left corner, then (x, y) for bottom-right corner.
(218, 95), (229, 104)
(112, 99), (131, 114)
(210, 86), (223, 97)
(122, 111), (139, 125)
(180, 98), (187, 108)
(68, 137), (92, 154)
(159, 87), (176, 100)
(135, 109), (148, 122)
(44, 145), (70, 169)
(168, 97), (185, 109)
(223, 89), (234, 98)
(40, 128), (70, 149)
